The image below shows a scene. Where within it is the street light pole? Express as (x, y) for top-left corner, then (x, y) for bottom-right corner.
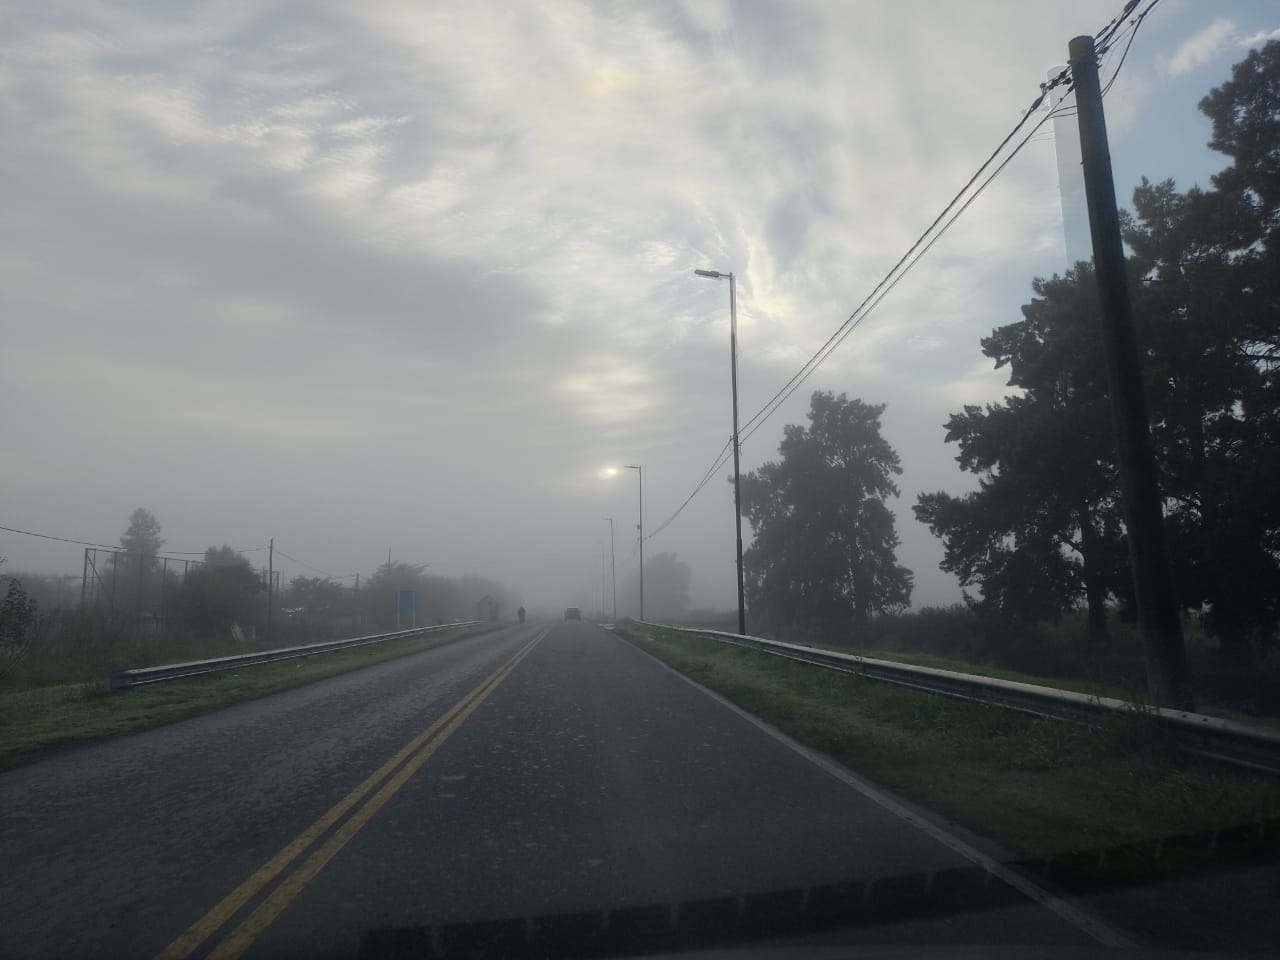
(695, 268), (748, 635)
(604, 517), (617, 621)
(624, 464), (643, 621)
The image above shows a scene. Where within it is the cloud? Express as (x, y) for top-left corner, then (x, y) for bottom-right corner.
(0, 0), (1167, 607)
(1155, 17), (1279, 81)
(1238, 27), (1280, 49)
(1158, 17), (1237, 77)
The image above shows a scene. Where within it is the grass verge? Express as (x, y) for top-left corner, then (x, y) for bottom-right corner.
(828, 646), (1280, 730)
(0, 625), (486, 771)
(666, 625), (1280, 730)
(618, 624), (1280, 858)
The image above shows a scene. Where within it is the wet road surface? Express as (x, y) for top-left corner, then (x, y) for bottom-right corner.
(0, 621), (1116, 959)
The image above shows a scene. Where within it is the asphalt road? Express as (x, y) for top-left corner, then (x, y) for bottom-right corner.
(0, 621), (1119, 959)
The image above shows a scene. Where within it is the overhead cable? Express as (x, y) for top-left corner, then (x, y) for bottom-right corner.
(640, 0), (1159, 543)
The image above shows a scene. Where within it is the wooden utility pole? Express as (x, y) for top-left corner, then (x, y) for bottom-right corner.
(1070, 34), (1192, 709)
(637, 471), (644, 621)
(267, 537), (274, 640)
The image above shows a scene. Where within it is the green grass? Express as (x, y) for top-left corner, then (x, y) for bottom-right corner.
(0, 625), (486, 770)
(1, 611), (389, 690)
(776, 641), (1138, 698)
(665, 605), (1280, 720)
(673, 626), (1280, 730)
(618, 623), (1280, 859)
(818, 643), (1280, 729)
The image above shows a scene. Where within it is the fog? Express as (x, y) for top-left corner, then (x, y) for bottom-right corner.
(2, 1), (1268, 618)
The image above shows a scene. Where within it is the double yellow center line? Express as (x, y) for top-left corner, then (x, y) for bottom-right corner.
(158, 627), (548, 960)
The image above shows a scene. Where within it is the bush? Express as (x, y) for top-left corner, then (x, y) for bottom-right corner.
(786, 603), (1280, 717)
(0, 607), (351, 691)
(0, 574), (39, 681)
(852, 605), (987, 658)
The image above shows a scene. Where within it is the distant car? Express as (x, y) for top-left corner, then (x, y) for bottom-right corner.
(564, 606), (582, 621)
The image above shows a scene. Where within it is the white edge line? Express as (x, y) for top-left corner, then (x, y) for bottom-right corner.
(622, 633), (1138, 949)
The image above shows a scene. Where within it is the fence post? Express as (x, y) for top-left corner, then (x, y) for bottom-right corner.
(109, 551), (118, 615)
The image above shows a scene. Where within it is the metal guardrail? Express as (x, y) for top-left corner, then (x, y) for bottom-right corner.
(109, 621), (483, 690)
(641, 622), (1280, 775)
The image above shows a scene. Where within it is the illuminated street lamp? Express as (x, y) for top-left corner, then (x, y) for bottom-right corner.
(694, 268), (747, 635)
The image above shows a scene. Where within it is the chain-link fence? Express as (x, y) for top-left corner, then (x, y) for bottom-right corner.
(80, 547), (208, 632)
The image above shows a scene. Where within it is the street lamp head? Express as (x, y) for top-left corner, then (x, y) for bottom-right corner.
(694, 269), (724, 279)
(623, 463), (642, 471)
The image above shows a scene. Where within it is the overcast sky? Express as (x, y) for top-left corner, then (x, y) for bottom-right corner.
(3, 0), (1278, 616)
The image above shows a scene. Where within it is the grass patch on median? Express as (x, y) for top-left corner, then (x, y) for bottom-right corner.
(619, 623), (1280, 859)
(0, 625), (485, 771)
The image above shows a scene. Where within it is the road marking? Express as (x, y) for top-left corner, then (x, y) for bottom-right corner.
(623, 636), (1137, 949)
(156, 627), (546, 960)
(206, 632), (542, 959)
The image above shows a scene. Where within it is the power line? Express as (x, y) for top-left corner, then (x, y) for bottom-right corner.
(740, 97), (1067, 446)
(736, 0), (1155, 447)
(643, 0), (1157, 544)
(0, 522), (265, 556)
(646, 437), (734, 540)
(1101, 0), (1160, 97)
(1034, 33), (1137, 122)
(737, 95), (1068, 444)
(735, 68), (1073, 442)
(0, 524), (120, 551)
(1094, 0), (1142, 50)
(272, 547), (356, 581)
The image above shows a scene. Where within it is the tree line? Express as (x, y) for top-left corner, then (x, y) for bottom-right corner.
(740, 43), (1280, 675)
(3, 507), (521, 643)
